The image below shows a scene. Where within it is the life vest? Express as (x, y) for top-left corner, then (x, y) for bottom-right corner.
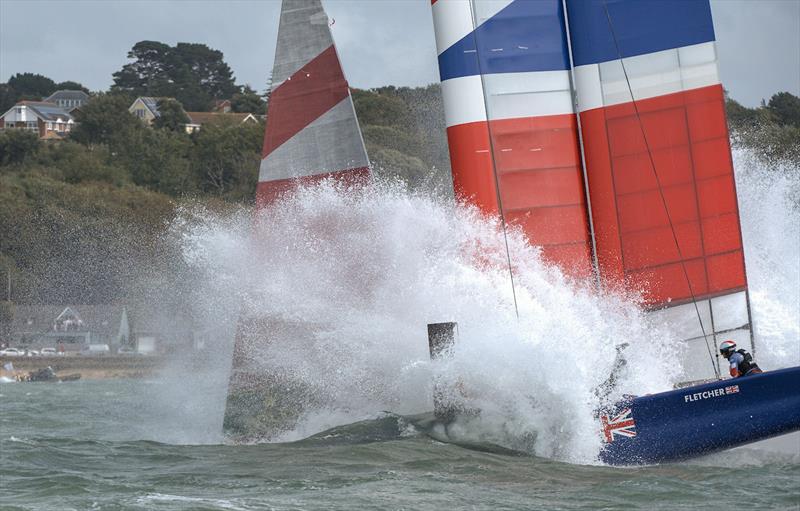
(735, 349), (761, 377)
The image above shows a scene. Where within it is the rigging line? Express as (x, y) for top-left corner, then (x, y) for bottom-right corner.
(467, 0), (520, 320)
(600, 1), (720, 379)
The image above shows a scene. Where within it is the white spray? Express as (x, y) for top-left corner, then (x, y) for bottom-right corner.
(157, 147), (798, 464)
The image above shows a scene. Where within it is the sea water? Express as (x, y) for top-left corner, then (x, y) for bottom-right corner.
(1, 147), (798, 510)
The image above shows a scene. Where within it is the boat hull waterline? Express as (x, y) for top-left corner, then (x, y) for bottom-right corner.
(598, 366), (800, 465)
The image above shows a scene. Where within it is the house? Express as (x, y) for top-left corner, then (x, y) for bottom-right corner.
(10, 305), (130, 352)
(128, 96), (165, 125)
(43, 90), (90, 112)
(0, 101), (75, 139)
(183, 112), (259, 133)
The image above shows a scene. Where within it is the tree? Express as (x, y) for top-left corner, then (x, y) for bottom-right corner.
(0, 130), (40, 166)
(0, 84), (17, 113)
(70, 94), (142, 147)
(115, 127), (195, 196)
(190, 121), (262, 199)
(174, 43), (237, 100)
(153, 99), (190, 132)
(112, 41), (174, 95)
(767, 92), (800, 129)
(7, 73), (56, 99)
(231, 85), (266, 114)
(55, 81), (90, 93)
(112, 41), (237, 111)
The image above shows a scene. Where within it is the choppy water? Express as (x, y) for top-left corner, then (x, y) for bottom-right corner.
(2, 148), (799, 509)
(1, 379), (798, 510)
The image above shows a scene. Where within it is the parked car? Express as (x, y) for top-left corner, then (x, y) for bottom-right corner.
(26, 349), (40, 356)
(40, 348), (57, 356)
(117, 347), (136, 355)
(0, 348), (23, 357)
(84, 344), (110, 355)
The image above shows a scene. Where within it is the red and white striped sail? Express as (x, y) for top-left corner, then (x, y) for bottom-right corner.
(224, 0), (370, 439)
(432, 0), (753, 380)
(256, 0), (370, 209)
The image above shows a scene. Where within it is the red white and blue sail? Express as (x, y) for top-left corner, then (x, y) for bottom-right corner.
(432, 0), (594, 278)
(257, 0), (370, 209)
(432, 0), (752, 380)
(565, 0), (752, 379)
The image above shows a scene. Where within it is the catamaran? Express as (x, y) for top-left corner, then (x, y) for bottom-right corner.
(430, 0), (800, 464)
(224, 0), (799, 464)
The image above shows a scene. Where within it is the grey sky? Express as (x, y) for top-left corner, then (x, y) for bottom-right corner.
(1, 0), (797, 107)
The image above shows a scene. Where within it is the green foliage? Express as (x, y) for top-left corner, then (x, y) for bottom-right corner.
(112, 41), (237, 111)
(231, 85), (266, 114)
(153, 99), (190, 132)
(115, 127), (195, 196)
(0, 169), (178, 304)
(0, 75), (88, 113)
(55, 81), (89, 93)
(353, 89), (410, 127)
(726, 91), (800, 165)
(353, 85), (451, 191)
(190, 121), (262, 200)
(0, 84), (17, 113)
(34, 142), (129, 186)
(0, 130), (41, 166)
(7, 73), (56, 100)
(767, 92), (800, 129)
(70, 94), (142, 146)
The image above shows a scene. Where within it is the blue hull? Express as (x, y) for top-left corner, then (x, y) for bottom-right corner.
(599, 366), (800, 465)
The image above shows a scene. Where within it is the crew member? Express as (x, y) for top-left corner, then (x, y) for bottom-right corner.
(719, 340), (762, 378)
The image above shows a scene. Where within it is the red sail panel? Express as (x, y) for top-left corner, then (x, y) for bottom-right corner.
(255, 0), (370, 210)
(432, 0), (593, 278)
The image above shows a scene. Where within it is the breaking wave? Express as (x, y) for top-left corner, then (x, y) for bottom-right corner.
(155, 146), (798, 464)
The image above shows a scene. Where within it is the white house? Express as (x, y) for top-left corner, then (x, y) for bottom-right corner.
(0, 101), (75, 139)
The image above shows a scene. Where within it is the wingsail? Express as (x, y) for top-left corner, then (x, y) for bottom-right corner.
(256, 0), (370, 208)
(432, 0), (594, 278)
(566, 0), (751, 381)
(225, 0), (370, 439)
(432, 0), (752, 381)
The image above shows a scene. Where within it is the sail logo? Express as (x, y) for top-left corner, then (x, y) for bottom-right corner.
(601, 408), (637, 442)
(684, 385), (740, 403)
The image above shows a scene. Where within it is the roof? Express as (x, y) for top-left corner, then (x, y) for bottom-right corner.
(44, 90), (89, 102)
(11, 305), (127, 338)
(133, 96), (167, 117)
(15, 101), (74, 122)
(185, 112), (257, 125)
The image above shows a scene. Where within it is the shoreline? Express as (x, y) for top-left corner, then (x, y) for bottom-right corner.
(0, 355), (165, 380)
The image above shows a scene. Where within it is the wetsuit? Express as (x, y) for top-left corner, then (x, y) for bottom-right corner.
(728, 349), (762, 377)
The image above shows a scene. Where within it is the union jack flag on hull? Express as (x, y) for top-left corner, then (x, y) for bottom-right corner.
(601, 408), (637, 442)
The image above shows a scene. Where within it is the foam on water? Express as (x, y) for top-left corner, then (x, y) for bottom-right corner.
(159, 146), (798, 464)
(169, 179), (671, 463)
